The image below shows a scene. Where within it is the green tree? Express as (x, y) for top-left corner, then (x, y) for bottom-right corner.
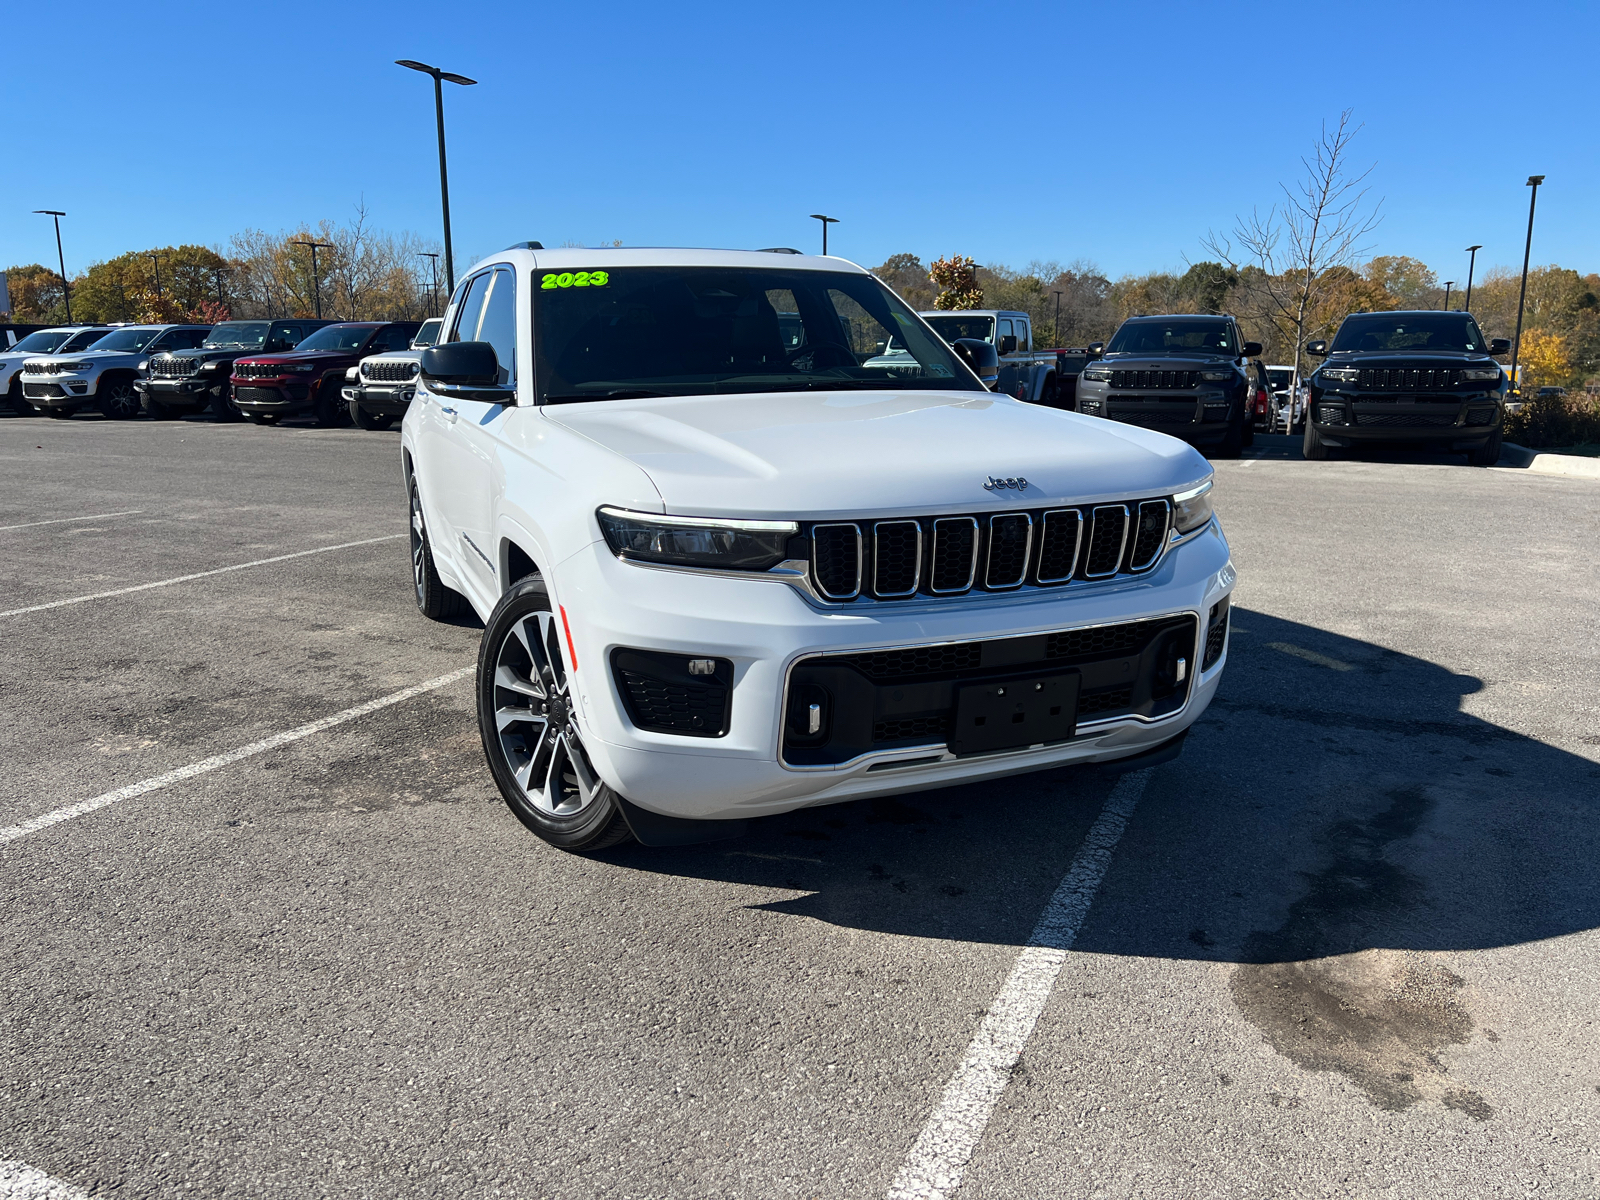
(872, 253), (935, 310)
(1362, 255), (1439, 308)
(2, 264), (67, 322)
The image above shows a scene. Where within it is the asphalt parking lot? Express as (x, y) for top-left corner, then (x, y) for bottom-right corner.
(3, 411), (1598, 1200)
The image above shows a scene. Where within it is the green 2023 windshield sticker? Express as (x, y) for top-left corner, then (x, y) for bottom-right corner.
(541, 270), (610, 290)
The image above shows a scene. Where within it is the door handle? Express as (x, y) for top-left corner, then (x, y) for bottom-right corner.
(440, 405), (458, 423)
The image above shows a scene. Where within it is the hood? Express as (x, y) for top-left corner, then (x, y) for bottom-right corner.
(1320, 350), (1499, 367)
(241, 348), (357, 366)
(1100, 352), (1239, 368)
(546, 390), (1211, 520)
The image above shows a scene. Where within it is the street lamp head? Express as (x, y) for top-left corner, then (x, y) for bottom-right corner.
(34, 209), (66, 217)
(1465, 244), (1482, 252)
(439, 72), (477, 86)
(1527, 175), (1545, 186)
(396, 59), (436, 74)
(809, 214), (839, 224)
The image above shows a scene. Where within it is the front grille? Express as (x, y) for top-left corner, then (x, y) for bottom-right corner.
(1078, 688), (1134, 717)
(1355, 412), (1459, 428)
(804, 495), (1178, 602)
(363, 359), (418, 382)
(150, 357), (200, 378)
(23, 383), (64, 399)
(24, 361), (68, 375)
(1045, 617), (1169, 660)
(234, 362), (284, 379)
(1357, 367), (1459, 390)
(839, 642), (983, 682)
(1111, 409), (1194, 428)
(1111, 370), (1197, 389)
(874, 716), (948, 742)
(232, 386), (283, 404)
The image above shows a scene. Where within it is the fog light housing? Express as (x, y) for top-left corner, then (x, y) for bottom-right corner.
(610, 648), (732, 737)
(1317, 405), (1345, 425)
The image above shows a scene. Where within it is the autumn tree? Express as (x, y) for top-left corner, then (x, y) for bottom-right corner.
(1, 264), (67, 322)
(1363, 256), (1440, 309)
(929, 255), (983, 310)
(70, 245), (230, 323)
(872, 253), (936, 310)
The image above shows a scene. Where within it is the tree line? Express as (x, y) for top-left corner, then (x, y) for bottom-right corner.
(3, 206), (443, 328)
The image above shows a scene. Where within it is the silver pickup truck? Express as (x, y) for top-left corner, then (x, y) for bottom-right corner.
(919, 310), (1087, 410)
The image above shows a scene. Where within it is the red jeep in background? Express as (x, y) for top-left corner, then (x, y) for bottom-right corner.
(230, 321), (419, 426)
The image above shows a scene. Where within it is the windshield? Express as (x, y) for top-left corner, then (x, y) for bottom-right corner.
(60, 329), (111, 352)
(1106, 319), (1233, 355)
(532, 267), (981, 402)
(923, 315), (995, 344)
(84, 328), (162, 352)
(202, 322), (269, 350)
(294, 324), (376, 352)
(1330, 313), (1488, 354)
(412, 318), (442, 348)
(8, 330), (72, 355)
(1266, 368), (1293, 390)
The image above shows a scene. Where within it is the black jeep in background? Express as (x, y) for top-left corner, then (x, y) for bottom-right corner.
(139, 319), (334, 421)
(1302, 311), (1510, 465)
(1073, 314), (1260, 457)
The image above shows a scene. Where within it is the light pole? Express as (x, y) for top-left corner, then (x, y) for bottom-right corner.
(1464, 245), (1482, 312)
(214, 267), (230, 308)
(397, 60), (477, 294)
(147, 253), (166, 301)
(1510, 175), (1544, 396)
(809, 214), (839, 256)
(1053, 290), (1063, 345)
(1443, 281), (1453, 310)
(290, 239), (335, 319)
(419, 252), (441, 316)
(33, 210), (71, 323)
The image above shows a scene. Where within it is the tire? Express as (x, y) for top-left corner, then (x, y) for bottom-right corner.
(314, 378), (349, 427)
(1302, 420), (1332, 461)
(143, 395), (179, 420)
(245, 412), (279, 425)
(1467, 426), (1504, 467)
(1211, 413), (1244, 459)
(7, 379), (31, 416)
(477, 575), (634, 852)
(409, 474), (469, 621)
(97, 377), (142, 420)
(1037, 374), (1059, 409)
(351, 398), (393, 430)
(1242, 420), (1255, 448)
(211, 386), (243, 422)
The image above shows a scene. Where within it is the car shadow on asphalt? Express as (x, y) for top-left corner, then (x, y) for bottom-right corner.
(599, 606), (1600, 963)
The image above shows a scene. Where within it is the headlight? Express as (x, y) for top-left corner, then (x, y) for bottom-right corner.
(62, 361), (94, 372)
(284, 363), (316, 373)
(1171, 479), (1214, 534)
(597, 506), (797, 571)
(1460, 367), (1502, 381)
(199, 360), (223, 372)
(1320, 367), (1360, 382)
(1199, 370), (1233, 382)
(1081, 366), (1111, 383)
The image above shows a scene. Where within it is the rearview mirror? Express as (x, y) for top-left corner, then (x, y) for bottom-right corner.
(1241, 341), (1263, 358)
(420, 341), (515, 402)
(1086, 342), (1104, 359)
(998, 334), (1018, 355)
(951, 338), (1000, 390)
(1489, 338), (1511, 355)
(1304, 339), (1327, 357)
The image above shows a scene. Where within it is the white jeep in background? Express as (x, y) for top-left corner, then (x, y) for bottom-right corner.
(342, 316), (443, 431)
(402, 247), (1233, 851)
(22, 324), (210, 419)
(2, 326), (112, 414)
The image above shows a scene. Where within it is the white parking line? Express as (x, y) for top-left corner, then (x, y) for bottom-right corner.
(0, 534), (405, 619)
(886, 769), (1149, 1200)
(0, 666), (473, 847)
(0, 509), (145, 532)
(0, 1159), (92, 1199)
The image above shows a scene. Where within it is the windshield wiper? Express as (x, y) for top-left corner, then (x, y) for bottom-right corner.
(541, 389), (673, 404)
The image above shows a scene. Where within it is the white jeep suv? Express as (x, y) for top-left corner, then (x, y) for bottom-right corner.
(23, 324), (210, 419)
(403, 247), (1233, 851)
(2, 326), (112, 414)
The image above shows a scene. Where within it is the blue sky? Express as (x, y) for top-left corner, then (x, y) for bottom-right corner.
(2, 0), (1594, 286)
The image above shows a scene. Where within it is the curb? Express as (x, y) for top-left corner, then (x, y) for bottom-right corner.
(1501, 443), (1600, 479)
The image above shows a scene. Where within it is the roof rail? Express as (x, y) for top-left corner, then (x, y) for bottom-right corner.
(504, 241), (545, 251)
(757, 247), (802, 254)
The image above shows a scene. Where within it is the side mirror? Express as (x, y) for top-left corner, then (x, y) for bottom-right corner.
(998, 334), (1018, 355)
(1304, 339), (1327, 357)
(951, 337), (1000, 390)
(1086, 342), (1104, 359)
(1489, 338), (1512, 356)
(1241, 341), (1263, 358)
(420, 340), (514, 402)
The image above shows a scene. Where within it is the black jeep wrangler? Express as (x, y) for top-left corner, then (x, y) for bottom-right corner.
(138, 319), (333, 421)
(1073, 314), (1260, 457)
(1302, 311), (1510, 465)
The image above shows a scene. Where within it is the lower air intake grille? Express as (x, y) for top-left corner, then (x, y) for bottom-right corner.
(1045, 618), (1163, 660)
(611, 649), (731, 738)
(839, 642), (983, 681)
(1202, 598), (1229, 671)
(1078, 688), (1134, 717)
(873, 716), (948, 743)
(1355, 412), (1458, 428)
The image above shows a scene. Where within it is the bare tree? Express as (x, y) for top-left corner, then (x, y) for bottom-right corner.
(1203, 110), (1382, 426)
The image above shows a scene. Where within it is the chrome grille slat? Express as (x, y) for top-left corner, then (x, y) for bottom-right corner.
(984, 513), (1032, 590)
(929, 517), (979, 594)
(812, 523), (863, 600)
(1128, 500), (1171, 572)
(1083, 506), (1130, 578)
(1035, 509), (1083, 583)
(871, 520), (922, 598)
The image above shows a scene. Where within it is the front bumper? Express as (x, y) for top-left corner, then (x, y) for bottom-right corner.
(22, 375), (96, 407)
(138, 375), (227, 410)
(1308, 391), (1503, 445)
(231, 380), (312, 412)
(554, 520), (1234, 821)
(344, 383), (416, 415)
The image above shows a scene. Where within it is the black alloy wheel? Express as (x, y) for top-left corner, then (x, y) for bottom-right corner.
(476, 575), (634, 852)
(314, 377), (349, 427)
(98, 379), (143, 419)
(1302, 419), (1333, 461)
(409, 475), (468, 621)
(1467, 426), (1504, 467)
